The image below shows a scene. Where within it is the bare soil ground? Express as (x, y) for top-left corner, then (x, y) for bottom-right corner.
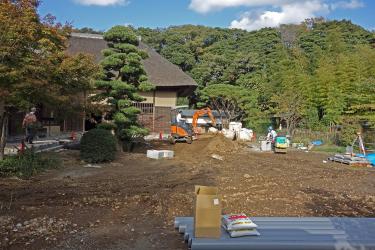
(1, 135), (375, 249)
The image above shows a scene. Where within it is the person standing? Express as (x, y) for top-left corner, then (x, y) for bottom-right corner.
(22, 107), (37, 144)
(266, 126), (277, 142)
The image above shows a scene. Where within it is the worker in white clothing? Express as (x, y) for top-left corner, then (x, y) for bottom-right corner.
(266, 126), (277, 143)
(176, 110), (185, 124)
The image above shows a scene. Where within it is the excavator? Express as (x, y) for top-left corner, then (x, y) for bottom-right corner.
(169, 108), (216, 144)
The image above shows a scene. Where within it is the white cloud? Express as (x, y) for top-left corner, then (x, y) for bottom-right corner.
(189, 0), (365, 31)
(189, 0), (364, 13)
(230, 0), (329, 31)
(189, 0), (300, 13)
(73, 0), (129, 6)
(330, 0), (364, 10)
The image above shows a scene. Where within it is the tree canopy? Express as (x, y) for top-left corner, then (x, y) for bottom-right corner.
(137, 20), (375, 137)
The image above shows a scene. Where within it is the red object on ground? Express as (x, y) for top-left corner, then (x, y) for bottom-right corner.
(19, 140), (25, 154)
(70, 131), (76, 140)
(159, 131), (163, 140)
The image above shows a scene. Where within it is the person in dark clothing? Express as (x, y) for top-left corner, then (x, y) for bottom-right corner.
(22, 107), (37, 144)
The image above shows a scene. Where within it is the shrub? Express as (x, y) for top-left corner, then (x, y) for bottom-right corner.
(0, 150), (60, 178)
(96, 122), (117, 131)
(80, 128), (117, 163)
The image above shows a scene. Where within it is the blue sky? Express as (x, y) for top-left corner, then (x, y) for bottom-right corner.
(38, 0), (374, 31)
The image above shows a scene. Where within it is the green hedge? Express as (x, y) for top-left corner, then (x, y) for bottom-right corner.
(80, 128), (117, 163)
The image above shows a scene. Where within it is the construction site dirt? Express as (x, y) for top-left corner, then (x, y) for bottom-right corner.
(1, 135), (375, 250)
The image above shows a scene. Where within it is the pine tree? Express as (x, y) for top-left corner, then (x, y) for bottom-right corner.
(94, 26), (154, 146)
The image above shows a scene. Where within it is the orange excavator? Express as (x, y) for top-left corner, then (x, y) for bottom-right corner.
(169, 108), (216, 144)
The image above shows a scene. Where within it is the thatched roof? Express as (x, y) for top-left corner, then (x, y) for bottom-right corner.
(67, 33), (198, 89)
(68, 33), (107, 63)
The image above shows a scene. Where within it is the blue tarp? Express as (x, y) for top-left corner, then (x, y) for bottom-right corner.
(311, 140), (323, 146)
(366, 153), (375, 166)
(357, 153), (375, 166)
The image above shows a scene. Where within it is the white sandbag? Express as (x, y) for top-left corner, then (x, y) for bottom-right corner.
(223, 227), (260, 238)
(222, 214), (258, 231)
(224, 130), (235, 140)
(229, 122), (242, 134)
(239, 128), (253, 141)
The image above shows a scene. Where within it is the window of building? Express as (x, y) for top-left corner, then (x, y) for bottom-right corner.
(132, 102), (154, 114)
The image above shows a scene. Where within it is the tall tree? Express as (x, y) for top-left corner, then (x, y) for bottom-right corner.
(94, 26), (154, 147)
(345, 45), (375, 124)
(199, 84), (260, 128)
(271, 48), (311, 134)
(0, 0), (98, 159)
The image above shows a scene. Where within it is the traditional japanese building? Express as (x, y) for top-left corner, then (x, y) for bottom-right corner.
(7, 33), (197, 137)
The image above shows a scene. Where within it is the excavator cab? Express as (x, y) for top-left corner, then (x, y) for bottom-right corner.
(169, 108), (216, 144)
(169, 109), (194, 144)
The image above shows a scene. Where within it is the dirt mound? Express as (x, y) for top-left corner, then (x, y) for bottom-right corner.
(205, 134), (243, 154)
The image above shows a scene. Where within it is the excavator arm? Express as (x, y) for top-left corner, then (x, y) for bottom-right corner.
(192, 108), (216, 130)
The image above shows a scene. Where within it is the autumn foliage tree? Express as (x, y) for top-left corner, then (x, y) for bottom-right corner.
(0, 0), (98, 159)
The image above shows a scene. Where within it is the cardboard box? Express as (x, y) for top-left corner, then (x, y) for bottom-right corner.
(194, 185), (222, 238)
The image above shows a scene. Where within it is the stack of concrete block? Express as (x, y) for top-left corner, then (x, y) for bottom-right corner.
(147, 150), (174, 159)
(328, 154), (370, 166)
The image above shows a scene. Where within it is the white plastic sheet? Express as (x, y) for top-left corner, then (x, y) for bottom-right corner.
(239, 128), (253, 141)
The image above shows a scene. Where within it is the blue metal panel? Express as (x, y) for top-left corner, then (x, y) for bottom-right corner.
(175, 217), (375, 250)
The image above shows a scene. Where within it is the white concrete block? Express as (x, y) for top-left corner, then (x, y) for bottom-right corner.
(147, 150), (164, 159)
(161, 150), (174, 158)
